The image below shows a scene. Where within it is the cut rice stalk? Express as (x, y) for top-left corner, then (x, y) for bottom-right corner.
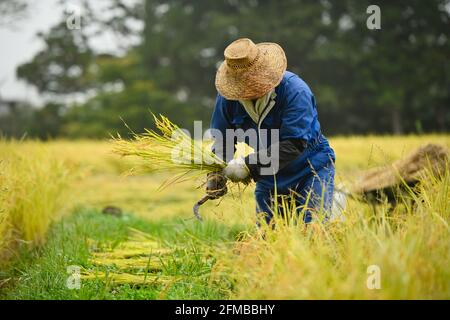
(112, 113), (252, 220)
(112, 114), (227, 182)
(80, 271), (177, 286)
(89, 257), (164, 271)
(92, 247), (174, 259)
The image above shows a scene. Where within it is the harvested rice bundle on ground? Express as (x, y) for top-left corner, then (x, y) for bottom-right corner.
(352, 143), (449, 202)
(82, 229), (178, 285)
(80, 271), (176, 286)
(90, 257), (164, 271)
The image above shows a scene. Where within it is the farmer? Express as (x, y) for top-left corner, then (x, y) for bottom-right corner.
(206, 38), (335, 224)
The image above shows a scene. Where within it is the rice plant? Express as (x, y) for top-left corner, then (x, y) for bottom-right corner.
(0, 140), (73, 263)
(112, 114), (227, 187)
(212, 168), (450, 299)
(1, 136), (449, 299)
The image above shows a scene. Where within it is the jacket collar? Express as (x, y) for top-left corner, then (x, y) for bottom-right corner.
(238, 90), (277, 125)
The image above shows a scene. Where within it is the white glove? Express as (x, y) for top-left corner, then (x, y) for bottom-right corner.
(223, 157), (250, 182)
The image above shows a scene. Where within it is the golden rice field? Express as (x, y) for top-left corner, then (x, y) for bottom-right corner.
(0, 135), (449, 299)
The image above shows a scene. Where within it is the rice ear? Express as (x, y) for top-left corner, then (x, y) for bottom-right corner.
(112, 114), (230, 188)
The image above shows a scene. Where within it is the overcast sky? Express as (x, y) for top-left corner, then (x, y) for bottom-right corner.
(0, 0), (130, 105)
(0, 0), (63, 103)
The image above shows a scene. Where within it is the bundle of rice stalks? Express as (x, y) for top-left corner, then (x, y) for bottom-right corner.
(89, 229), (175, 259)
(89, 257), (164, 272)
(352, 143), (449, 203)
(113, 114), (227, 188)
(91, 247), (174, 259)
(80, 271), (176, 286)
(83, 229), (179, 286)
(113, 114), (253, 220)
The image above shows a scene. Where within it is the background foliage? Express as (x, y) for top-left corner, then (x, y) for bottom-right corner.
(1, 0), (449, 138)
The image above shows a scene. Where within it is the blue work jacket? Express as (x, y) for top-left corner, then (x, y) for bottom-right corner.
(210, 71), (335, 197)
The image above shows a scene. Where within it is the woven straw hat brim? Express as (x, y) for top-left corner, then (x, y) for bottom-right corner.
(215, 42), (287, 100)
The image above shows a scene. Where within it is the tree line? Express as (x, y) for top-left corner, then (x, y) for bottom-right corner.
(1, 0), (449, 139)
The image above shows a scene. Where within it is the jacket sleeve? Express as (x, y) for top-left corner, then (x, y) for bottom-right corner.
(210, 94), (234, 162)
(245, 138), (306, 180)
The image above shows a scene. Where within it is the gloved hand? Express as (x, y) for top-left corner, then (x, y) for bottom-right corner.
(223, 157), (251, 182)
(206, 171), (228, 199)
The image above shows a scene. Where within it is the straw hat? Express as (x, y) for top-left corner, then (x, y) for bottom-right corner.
(215, 38), (287, 100)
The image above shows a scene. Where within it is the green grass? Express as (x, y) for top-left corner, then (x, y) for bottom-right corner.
(0, 207), (246, 300)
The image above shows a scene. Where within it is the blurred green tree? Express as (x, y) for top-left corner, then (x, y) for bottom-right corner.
(16, 21), (94, 95)
(6, 0), (449, 138)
